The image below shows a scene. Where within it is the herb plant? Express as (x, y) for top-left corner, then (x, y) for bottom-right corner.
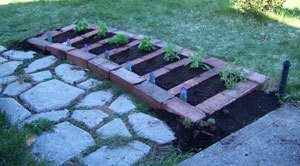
(188, 50), (211, 70)
(138, 37), (155, 52)
(182, 117), (193, 129)
(109, 34), (129, 45)
(74, 18), (89, 32)
(96, 21), (108, 37)
(163, 44), (181, 62)
(218, 64), (248, 89)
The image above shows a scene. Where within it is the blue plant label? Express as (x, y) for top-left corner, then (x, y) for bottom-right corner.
(67, 38), (71, 46)
(104, 50), (110, 60)
(84, 44), (89, 53)
(180, 86), (187, 102)
(126, 61), (132, 71)
(47, 32), (52, 42)
(149, 72), (156, 84)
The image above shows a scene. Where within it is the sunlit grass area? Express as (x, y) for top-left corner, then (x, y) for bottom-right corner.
(0, 0), (299, 100)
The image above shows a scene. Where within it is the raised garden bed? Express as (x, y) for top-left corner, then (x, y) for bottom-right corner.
(27, 23), (269, 124)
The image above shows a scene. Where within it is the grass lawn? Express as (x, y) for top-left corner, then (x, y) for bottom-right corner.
(0, 0), (299, 101)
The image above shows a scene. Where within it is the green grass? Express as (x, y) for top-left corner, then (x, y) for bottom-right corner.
(0, 0), (299, 100)
(0, 112), (48, 165)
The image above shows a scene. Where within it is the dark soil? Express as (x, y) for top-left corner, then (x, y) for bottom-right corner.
(110, 45), (160, 65)
(52, 29), (94, 43)
(132, 54), (187, 76)
(175, 75), (226, 106)
(151, 90), (280, 152)
(156, 64), (209, 90)
(89, 38), (135, 55)
(72, 33), (115, 48)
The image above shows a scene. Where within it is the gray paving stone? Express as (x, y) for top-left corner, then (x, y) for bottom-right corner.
(20, 79), (85, 113)
(76, 90), (113, 108)
(109, 95), (136, 115)
(0, 56), (8, 64)
(2, 81), (32, 97)
(0, 75), (17, 85)
(0, 61), (22, 78)
(96, 118), (132, 139)
(0, 98), (31, 124)
(22, 109), (69, 125)
(30, 70), (52, 82)
(0, 45), (7, 53)
(32, 122), (95, 165)
(55, 64), (87, 84)
(24, 56), (57, 73)
(128, 113), (176, 144)
(71, 109), (108, 129)
(3, 50), (35, 60)
(83, 140), (150, 166)
(179, 104), (300, 166)
(77, 79), (102, 90)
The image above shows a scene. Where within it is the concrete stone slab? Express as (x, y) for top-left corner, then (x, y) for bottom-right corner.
(179, 104), (300, 166)
(71, 109), (108, 129)
(83, 140), (150, 166)
(0, 56), (8, 64)
(2, 81), (32, 97)
(24, 56), (57, 73)
(0, 98), (31, 124)
(30, 70), (52, 82)
(128, 113), (176, 144)
(0, 45), (7, 52)
(0, 75), (17, 85)
(32, 122), (95, 165)
(76, 90), (113, 108)
(20, 79), (85, 112)
(55, 64), (87, 84)
(77, 79), (102, 90)
(0, 61), (22, 78)
(96, 118), (132, 139)
(3, 50), (35, 60)
(22, 109), (69, 125)
(108, 95), (136, 115)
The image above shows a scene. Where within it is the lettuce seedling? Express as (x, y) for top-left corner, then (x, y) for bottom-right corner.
(138, 37), (155, 52)
(163, 44), (181, 62)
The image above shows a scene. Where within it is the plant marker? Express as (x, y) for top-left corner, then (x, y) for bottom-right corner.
(180, 86), (187, 102)
(149, 72), (155, 84)
(104, 50), (110, 60)
(47, 32), (52, 42)
(126, 61), (132, 71)
(67, 38), (71, 46)
(84, 44), (89, 53)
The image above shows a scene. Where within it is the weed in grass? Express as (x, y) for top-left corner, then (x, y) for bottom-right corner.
(136, 145), (194, 166)
(0, 112), (48, 166)
(129, 94), (151, 113)
(17, 74), (33, 84)
(23, 119), (55, 135)
(109, 34), (129, 45)
(86, 70), (100, 80)
(96, 135), (133, 149)
(138, 37), (155, 52)
(74, 18), (89, 32)
(163, 44), (181, 62)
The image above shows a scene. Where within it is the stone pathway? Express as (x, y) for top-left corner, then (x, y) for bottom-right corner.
(0, 46), (176, 165)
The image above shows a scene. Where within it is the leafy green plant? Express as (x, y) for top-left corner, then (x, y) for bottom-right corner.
(163, 44), (181, 62)
(188, 50), (211, 70)
(109, 34), (129, 45)
(231, 0), (286, 14)
(74, 18), (89, 32)
(138, 37), (155, 52)
(96, 21), (108, 37)
(218, 64), (248, 89)
(182, 117), (193, 129)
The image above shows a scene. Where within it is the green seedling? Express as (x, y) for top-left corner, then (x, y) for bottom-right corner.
(138, 37), (155, 51)
(74, 18), (89, 32)
(109, 34), (129, 45)
(163, 44), (181, 62)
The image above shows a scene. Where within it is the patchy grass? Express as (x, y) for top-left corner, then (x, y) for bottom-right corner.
(0, 112), (48, 165)
(0, 0), (299, 100)
(23, 119), (55, 135)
